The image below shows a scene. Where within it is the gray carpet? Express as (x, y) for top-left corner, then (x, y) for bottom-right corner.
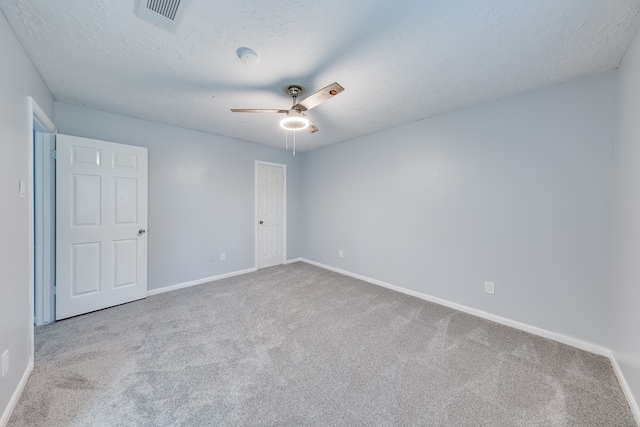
(8, 262), (636, 426)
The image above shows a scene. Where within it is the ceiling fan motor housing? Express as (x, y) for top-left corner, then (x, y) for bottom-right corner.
(287, 86), (303, 98)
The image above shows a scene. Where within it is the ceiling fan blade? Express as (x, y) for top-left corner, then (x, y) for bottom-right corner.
(304, 114), (319, 133)
(295, 82), (344, 111)
(230, 109), (287, 113)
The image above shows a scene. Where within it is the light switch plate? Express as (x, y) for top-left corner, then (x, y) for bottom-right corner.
(18, 180), (26, 198)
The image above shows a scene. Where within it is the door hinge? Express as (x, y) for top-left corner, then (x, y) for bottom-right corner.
(50, 149), (57, 159)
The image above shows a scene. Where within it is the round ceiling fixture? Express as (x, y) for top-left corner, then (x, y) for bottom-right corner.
(236, 47), (259, 66)
(280, 112), (309, 131)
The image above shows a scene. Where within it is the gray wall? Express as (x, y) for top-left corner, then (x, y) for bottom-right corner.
(0, 10), (55, 421)
(55, 103), (303, 291)
(302, 72), (616, 346)
(613, 25), (640, 413)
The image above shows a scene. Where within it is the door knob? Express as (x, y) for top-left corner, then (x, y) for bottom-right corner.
(259, 220), (264, 225)
(138, 229), (146, 235)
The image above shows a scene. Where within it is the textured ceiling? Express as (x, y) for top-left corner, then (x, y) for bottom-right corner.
(2, 0), (640, 151)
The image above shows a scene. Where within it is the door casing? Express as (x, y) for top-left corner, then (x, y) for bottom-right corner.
(33, 129), (56, 326)
(28, 97), (57, 360)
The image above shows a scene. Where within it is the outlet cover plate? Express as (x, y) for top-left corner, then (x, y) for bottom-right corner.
(484, 281), (495, 295)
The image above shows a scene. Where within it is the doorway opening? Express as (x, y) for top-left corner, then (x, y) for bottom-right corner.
(29, 98), (56, 328)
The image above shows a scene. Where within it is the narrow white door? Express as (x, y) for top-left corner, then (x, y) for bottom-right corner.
(257, 163), (285, 269)
(56, 134), (148, 320)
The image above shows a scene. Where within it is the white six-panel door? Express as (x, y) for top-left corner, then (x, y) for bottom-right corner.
(56, 134), (148, 320)
(257, 163), (285, 269)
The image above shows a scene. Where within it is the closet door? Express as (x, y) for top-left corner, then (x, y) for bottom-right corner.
(257, 163), (285, 269)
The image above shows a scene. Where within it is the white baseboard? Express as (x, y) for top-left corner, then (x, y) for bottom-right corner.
(610, 354), (640, 425)
(299, 258), (610, 357)
(0, 360), (33, 427)
(299, 258), (640, 423)
(147, 260), (307, 295)
(147, 267), (257, 296)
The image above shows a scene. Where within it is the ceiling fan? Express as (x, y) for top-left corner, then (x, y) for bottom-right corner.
(231, 82), (345, 133)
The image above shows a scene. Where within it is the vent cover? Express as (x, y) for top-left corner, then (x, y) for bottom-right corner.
(137, 0), (188, 31)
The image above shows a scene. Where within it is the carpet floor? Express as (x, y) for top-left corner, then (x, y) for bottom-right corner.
(8, 262), (637, 426)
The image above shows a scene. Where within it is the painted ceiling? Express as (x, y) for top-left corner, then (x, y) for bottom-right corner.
(2, 0), (640, 151)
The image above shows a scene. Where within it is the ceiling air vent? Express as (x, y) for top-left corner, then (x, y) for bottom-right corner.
(137, 0), (188, 32)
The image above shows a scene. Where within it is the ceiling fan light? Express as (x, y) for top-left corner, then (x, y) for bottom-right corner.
(280, 115), (309, 131)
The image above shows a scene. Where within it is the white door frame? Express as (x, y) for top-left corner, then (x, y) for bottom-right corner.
(33, 129), (56, 326)
(255, 161), (286, 268)
(27, 97), (56, 359)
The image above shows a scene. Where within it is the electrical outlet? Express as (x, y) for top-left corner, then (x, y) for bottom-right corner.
(209, 254), (216, 263)
(484, 281), (495, 295)
(2, 350), (8, 377)
(339, 250), (344, 258)
(220, 252), (226, 261)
